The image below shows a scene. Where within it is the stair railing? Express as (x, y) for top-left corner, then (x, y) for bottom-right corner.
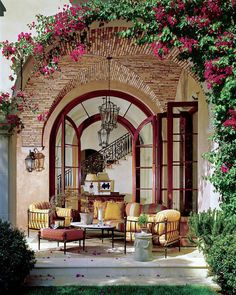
(81, 132), (132, 175)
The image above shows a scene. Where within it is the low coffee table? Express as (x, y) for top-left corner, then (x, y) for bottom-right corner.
(71, 222), (115, 248)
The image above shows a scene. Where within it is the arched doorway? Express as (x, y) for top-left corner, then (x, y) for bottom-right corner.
(49, 90), (153, 206)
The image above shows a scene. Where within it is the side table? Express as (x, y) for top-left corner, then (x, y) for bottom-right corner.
(134, 233), (153, 261)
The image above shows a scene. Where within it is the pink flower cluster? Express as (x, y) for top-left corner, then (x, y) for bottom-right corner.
(223, 109), (236, 131)
(1, 4), (87, 78)
(179, 37), (198, 53)
(70, 44), (86, 62)
(152, 41), (170, 60)
(18, 32), (32, 42)
(33, 43), (44, 54)
(0, 92), (10, 104)
(40, 65), (56, 76)
(204, 59), (233, 89)
(221, 164), (229, 173)
(46, 5), (85, 38)
(215, 32), (235, 52)
(1, 41), (16, 59)
(37, 111), (49, 122)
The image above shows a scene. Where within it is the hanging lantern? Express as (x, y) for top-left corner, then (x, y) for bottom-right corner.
(34, 148), (45, 171)
(98, 128), (110, 148)
(25, 150), (35, 172)
(98, 56), (120, 147)
(25, 148), (45, 172)
(99, 97), (120, 131)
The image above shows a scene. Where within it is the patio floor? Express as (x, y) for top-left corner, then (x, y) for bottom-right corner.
(25, 230), (219, 290)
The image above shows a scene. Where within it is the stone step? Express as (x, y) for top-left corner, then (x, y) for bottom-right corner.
(25, 255), (217, 288)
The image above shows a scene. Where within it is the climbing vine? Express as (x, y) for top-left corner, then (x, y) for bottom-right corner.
(0, 0), (235, 214)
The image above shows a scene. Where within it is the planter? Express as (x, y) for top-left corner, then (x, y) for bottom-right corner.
(140, 226), (149, 234)
(80, 212), (93, 225)
(134, 233), (153, 262)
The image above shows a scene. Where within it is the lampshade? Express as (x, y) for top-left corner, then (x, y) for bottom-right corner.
(85, 173), (98, 182)
(97, 172), (110, 181)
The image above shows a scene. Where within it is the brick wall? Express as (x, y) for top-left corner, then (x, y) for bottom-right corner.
(21, 26), (197, 147)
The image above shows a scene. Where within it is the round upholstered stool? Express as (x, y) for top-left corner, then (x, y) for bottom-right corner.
(38, 228), (85, 254)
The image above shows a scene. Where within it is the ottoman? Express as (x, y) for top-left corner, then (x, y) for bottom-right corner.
(38, 228), (85, 254)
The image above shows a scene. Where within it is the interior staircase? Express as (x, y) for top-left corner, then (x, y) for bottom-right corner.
(57, 132), (133, 192)
(81, 132), (132, 176)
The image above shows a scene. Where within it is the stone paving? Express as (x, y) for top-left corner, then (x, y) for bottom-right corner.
(25, 231), (219, 291)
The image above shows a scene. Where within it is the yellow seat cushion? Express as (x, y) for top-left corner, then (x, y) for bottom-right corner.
(104, 201), (123, 220)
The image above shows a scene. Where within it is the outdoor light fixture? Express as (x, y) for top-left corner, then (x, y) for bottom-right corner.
(98, 56), (120, 147)
(25, 148), (45, 172)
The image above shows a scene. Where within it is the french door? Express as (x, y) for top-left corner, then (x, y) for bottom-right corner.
(132, 102), (198, 215)
(50, 115), (80, 202)
(132, 115), (159, 204)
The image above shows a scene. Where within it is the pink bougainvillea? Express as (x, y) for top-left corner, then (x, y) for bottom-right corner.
(70, 44), (86, 62)
(178, 37), (198, 53)
(221, 164), (229, 173)
(17, 32), (32, 42)
(204, 59), (233, 89)
(37, 111), (49, 122)
(152, 41), (170, 60)
(1, 40), (16, 59)
(223, 109), (236, 130)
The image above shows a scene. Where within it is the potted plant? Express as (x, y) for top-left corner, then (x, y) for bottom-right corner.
(138, 214), (149, 234)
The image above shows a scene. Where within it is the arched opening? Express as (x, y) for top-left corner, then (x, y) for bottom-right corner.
(49, 90), (153, 208)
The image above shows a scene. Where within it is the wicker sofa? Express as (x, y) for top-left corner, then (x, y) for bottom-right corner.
(90, 200), (180, 257)
(27, 201), (74, 236)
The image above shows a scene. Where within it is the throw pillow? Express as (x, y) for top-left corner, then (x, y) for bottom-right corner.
(125, 202), (141, 217)
(104, 201), (124, 220)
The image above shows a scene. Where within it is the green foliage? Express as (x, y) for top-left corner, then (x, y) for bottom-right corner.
(0, 219), (35, 294)
(189, 210), (236, 294)
(207, 234), (236, 295)
(21, 285), (216, 295)
(188, 209), (236, 254)
(137, 214), (148, 226)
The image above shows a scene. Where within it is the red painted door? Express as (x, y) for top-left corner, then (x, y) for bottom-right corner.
(132, 115), (158, 204)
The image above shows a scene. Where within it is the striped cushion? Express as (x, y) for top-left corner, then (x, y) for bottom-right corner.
(153, 209), (180, 244)
(28, 209), (50, 229)
(29, 201), (50, 210)
(140, 203), (167, 214)
(56, 207), (72, 227)
(125, 202), (140, 217)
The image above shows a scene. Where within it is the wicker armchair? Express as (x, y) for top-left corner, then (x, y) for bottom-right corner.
(27, 201), (74, 236)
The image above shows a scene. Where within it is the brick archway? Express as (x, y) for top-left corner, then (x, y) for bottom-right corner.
(21, 26), (199, 147)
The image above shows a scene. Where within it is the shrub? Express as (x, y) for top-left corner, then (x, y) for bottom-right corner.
(207, 234), (236, 295)
(188, 210), (236, 294)
(0, 219), (35, 294)
(188, 209), (236, 254)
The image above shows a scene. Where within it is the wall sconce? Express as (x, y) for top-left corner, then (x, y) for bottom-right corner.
(25, 148), (45, 172)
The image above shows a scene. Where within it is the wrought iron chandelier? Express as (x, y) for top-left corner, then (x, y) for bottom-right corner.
(98, 56), (120, 148)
